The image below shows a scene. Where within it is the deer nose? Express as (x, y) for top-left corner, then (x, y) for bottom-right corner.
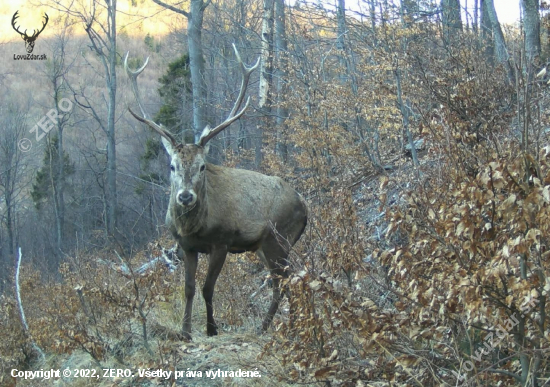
(177, 191), (194, 206)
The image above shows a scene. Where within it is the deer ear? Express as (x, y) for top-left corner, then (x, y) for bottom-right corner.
(161, 136), (175, 156)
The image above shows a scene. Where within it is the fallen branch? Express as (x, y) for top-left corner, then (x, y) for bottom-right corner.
(250, 276), (270, 300)
(15, 247), (45, 360)
(97, 244), (180, 278)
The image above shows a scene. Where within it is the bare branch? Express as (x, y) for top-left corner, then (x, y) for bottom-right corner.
(151, 0), (190, 18)
(15, 247), (45, 360)
(97, 245), (180, 278)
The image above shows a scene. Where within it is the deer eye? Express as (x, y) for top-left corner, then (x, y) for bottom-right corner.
(200, 164), (205, 172)
(170, 165), (175, 172)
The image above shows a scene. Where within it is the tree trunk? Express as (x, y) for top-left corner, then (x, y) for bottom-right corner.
(5, 190), (13, 258)
(258, 0), (275, 167)
(274, 0), (288, 161)
(484, 0), (514, 83)
(395, 68), (419, 169)
(49, 38), (69, 258)
(441, 0), (462, 42)
(189, 0), (208, 142)
(379, 0), (388, 29)
(151, 0), (208, 143)
(336, 0), (346, 52)
(401, 0), (418, 21)
(480, 0), (494, 63)
(522, 0), (541, 64)
(336, 0), (352, 81)
(0, 109), (27, 262)
(369, 0), (377, 35)
(106, 0), (118, 235)
(473, 0), (479, 33)
(48, 135), (62, 268)
(56, 110), (65, 254)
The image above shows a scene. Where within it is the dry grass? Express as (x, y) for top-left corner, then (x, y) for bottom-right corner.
(13, 333), (295, 387)
(7, 247), (301, 387)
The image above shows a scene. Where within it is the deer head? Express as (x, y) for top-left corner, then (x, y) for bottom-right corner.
(12, 11), (49, 54)
(161, 141), (207, 209)
(125, 45), (259, 210)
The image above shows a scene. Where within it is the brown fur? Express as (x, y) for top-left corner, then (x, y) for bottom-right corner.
(164, 143), (307, 339)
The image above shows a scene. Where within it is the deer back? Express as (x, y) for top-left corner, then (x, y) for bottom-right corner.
(167, 163), (307, 254)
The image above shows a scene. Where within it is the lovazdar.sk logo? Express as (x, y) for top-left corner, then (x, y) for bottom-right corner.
(12, 10), (48, 60)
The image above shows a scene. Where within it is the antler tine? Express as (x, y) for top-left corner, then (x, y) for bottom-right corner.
(128, 108), (177, 145)
(198, 44), (260, 147)
(11, 11), (24, 37)
(11, 11), (18, 25)
(124, 52), (150, 119)
(125, 52), (177, 146)
(229, 43), (261, 117)
(32, 13), (49, 38)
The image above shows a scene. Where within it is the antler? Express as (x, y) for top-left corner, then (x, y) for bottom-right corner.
(11, 11), (25, 37)
(30, 13), (49, 39)
(124, 52), (177, 146)
(197, 44), (260, 147)
(11, 11), (49, 39)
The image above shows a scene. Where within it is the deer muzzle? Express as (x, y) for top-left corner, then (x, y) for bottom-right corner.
(177, 190), (196, 206)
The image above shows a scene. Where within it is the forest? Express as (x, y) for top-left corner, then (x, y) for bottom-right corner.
(1, 0), (550, 385)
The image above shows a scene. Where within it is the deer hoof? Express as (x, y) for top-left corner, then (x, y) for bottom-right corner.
(261, 319), (273, 333)
(180, 331), (192, 341)
(206, 323), (218, 336)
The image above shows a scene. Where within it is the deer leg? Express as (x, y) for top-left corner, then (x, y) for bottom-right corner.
(182, 250), (198, 340)
(258, 242), (290, 332)
(262, 274), (283, 332)
(203, 246), (228, 336)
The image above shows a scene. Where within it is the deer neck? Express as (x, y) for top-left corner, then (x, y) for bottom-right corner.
(170, 184), (209, 236)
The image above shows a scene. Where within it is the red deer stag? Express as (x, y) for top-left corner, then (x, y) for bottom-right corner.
(125, 45), (307, 340)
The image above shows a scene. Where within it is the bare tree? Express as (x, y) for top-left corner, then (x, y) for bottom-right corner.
(473, 0), (479, 33)
(336, 0), (347, 53)
(483, 0), (514, 83)
(152, 0), (210, 143)
(522, 0), (541, 64)
(400, 0), (419, 20)
(258, 0), (275, 166)
(441, 0), (462, 43)
(0, 107), (30, 269)
(51, 0), (120, 235)
(41, 22), (75, 258)
(274, 0), (289, 160)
